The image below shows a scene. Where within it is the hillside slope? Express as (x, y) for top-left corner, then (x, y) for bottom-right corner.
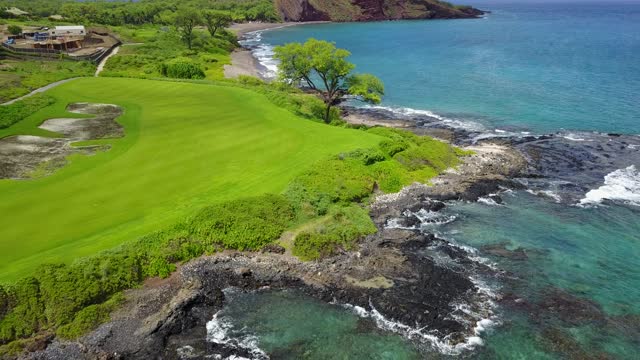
(274, 0), (484, 22)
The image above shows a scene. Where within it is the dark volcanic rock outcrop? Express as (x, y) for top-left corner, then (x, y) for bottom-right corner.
(275, 0), (484, 22)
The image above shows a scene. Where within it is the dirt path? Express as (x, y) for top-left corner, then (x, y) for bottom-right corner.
(1, 78), (79, 106)
(95, 45), (120, 77)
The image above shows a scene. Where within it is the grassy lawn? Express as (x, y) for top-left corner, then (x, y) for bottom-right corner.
(0, 59), (95, 102)
(0, 77), (382, 281)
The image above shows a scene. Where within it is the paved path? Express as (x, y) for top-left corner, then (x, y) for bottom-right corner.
(95, 45), (120, 77)
(1, 78), (80, 106)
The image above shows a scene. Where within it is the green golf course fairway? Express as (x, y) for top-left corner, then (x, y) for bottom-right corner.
(0, 77), (382, 282)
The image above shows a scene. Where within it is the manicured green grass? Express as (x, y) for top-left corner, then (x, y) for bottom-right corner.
(0, 77), (382, 281)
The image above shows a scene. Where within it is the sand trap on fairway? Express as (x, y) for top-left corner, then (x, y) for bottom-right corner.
(0, 103), (123, 179)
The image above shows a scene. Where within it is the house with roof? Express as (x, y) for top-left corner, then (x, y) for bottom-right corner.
(49, 26), (86, 38)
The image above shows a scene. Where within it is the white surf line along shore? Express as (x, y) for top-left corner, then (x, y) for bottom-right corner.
(1, 78), (80, 106)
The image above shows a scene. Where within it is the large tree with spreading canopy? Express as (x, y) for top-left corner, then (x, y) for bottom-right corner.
(274, 39), (384, 123)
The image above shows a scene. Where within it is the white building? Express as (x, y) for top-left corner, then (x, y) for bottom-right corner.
(49, 26), (86, 37)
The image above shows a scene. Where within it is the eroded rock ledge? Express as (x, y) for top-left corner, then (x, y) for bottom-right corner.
(23, 139), (525, 359)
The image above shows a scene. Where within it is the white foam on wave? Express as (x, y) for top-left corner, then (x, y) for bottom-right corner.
(526, 189), (563, 203)
(477, 195), (503, 206)
(412, 209), (458, 225)
(385, 209), (457, 230)
(206, 311), (268, 360)
(239, 30), (279, 79)
(470, 130), (535, 144)
(562, 133), (588, 141)
(363, 104), (487, 132)
(580, 165), (640, 206)
(341, 276), (498, 356)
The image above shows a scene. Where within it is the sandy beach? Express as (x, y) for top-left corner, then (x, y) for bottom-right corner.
(223, 49), (263, 79)
(229, 21), (329, 38)
(224, 22), (330, 79)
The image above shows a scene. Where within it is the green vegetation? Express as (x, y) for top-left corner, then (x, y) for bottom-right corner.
(0, 0), (279, 24)
(0, 77), (382, 282)
(174, 7), (201, 49)
(284, 127), (463, 259)
(0, 2), (474, 352)
(293, 205), (377, 260)
(0, 94), (55, 129)
(0, 59), (94, 103)
(101, 25), (234, 80)
(275, 39), (385, 123)
(0, 76), (467, 354)
(203, 10), (233, 38)
(7, 24), (20, 35)
(160, 57), (205, 79)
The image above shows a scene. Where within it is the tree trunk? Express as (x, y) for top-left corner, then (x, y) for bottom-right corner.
(324, 102), (332, 124)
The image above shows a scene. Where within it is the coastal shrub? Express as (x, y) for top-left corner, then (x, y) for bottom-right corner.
(36, 254), (143, 327)
(393, 136), (459, 172)
(144, 257), (176, 279)
(0, 286), (7, 318)
(237, 75), (264, 86)
(293, 205), (376, 260)
(284, 155), (376, 216)
(0, 278), (45, 344)
(0, 94), (56, 129)
(187, 194), (295, 250)
(379, 138), (409, 157)
(7, 25), (21, 36)
(56, 293), (123, 340)
(343, 148), (387, 166)
(160, 57), (205, 79)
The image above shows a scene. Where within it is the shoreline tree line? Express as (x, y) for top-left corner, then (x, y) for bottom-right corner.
(0, 0), (278, 25)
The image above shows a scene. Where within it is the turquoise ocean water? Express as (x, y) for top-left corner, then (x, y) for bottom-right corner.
(253, 2), (640, 135)
(212, 3), (640, 359)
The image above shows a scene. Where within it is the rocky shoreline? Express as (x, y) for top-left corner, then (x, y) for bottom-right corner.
(22, 96), (640, 359)
(23, 111), (530, 359)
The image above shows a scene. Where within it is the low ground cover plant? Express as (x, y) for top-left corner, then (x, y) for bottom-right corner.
(0, 94), (55, 129)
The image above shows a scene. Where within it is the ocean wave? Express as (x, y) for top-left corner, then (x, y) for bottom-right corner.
(562, 133), (588, 141)
(477, 195), (503, 206)
(362, 104), (487, 132)
(341, 281), (498, 356)
(206, 311), (269, 360)
(579, 165), (640, 207)
(385, 209), (457, 230)
(470, 129), (536, 144)
(526, 189), (563, 203)
(239, 30), (278, 79)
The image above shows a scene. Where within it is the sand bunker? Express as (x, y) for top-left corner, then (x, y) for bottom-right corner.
(0, 103), (123, 179)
